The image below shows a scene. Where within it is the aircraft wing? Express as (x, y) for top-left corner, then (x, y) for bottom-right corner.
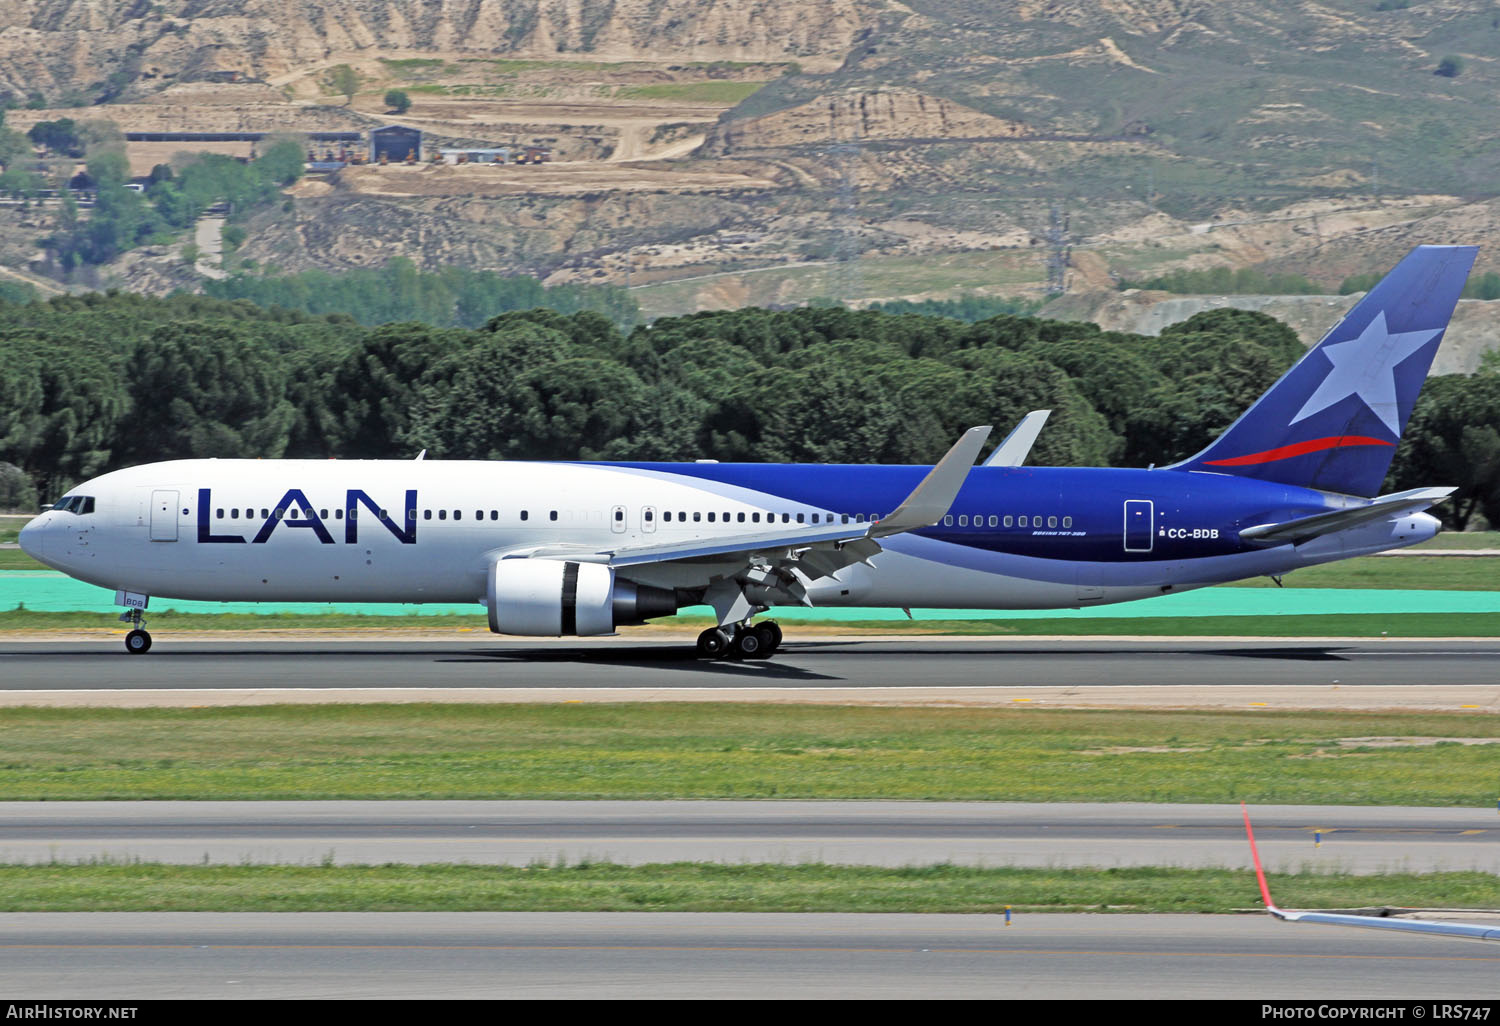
(1239, 487), (1455, 546)
(517, 426), (991, 588)
(1243, 804), (1500, 942)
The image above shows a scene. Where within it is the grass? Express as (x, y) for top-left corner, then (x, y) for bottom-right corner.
(0, 550), (44, 569)
(0, 862), (1493, 914)
(616, 82), (767, 104)
(1228, 557), (1497, 590)
(1416, 532), (1500, 551)
(0, 705), (1495, 804)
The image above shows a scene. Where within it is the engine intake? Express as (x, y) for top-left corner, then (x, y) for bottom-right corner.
(487, 559), (678, 636)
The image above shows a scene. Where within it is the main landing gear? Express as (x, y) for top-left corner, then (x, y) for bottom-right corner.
(696, 620), (783, 660)
(120, 607), (152, 655)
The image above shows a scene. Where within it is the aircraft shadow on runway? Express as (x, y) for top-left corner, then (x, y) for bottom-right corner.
(442, 646), (847, 681)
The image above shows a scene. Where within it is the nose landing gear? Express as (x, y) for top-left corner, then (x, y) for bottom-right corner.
(120, 607), (152, 654)
(696, 620), (782, 660)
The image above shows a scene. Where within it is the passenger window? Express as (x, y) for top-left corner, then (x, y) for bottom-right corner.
(708, 512), (716, 522)
(1018, 515), (1027, 527)
(943, 515), (952, 526)
(738, 512), (746, 523)
(856, 514), (865, 523)
(1004, 516), (1013, 527)
(261, 509), (269, 519)
(549, 511), (558, 521)
(645, 510), (654, 522)
(490, 511), (498, 520)
(812, 513), (820, 524)
(216, 508), (225, 519)
(334, 509), (342, 520)
(520, 510), (529, 521)
(320, 509), (328, 520)
(796, 513), (805, 523)
(424, 510), (432, 520)
(454, 510), (462, 521)
(439, 510), (447, 521)
(782, 513), (790, 523)
(1048, 516), (1057, 528)
(752, 512), (760, 523)
(988, 515), (998, 527)
(1063, 516), (1073, 528)
(614, 509), (624, 522)
(958, 515), (968, 527)
(693, 512), (702, 522)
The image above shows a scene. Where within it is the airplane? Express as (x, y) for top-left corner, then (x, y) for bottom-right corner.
(1242, 804), (1500, 942)
(17, 244), (1476, 657)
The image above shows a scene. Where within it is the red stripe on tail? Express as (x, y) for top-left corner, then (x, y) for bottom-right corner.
(1204, 436), (1393, 467)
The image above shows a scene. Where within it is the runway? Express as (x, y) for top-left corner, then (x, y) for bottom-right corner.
(3, 911), (1497, 999)
(2, 801), (1496, 872)
(1, 637), (1498, 711)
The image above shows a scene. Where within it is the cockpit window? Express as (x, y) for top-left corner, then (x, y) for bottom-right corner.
(50, 496), (95, 515)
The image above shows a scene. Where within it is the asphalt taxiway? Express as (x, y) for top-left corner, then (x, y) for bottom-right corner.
(1, 637), (1498, 711)
(1, 801), (1495, 872)
(4, 911), (1497, 999)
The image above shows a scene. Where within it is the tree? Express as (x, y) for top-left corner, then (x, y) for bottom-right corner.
(0, 461), (38, 511)
(26, 118), (82, 157)
(384, 89), (411, 115)
(323, 65), (361, 106)
(116, 322), (295, 465)
(1436, 56), (1464, 78)
(1389, 375), (1500, 530)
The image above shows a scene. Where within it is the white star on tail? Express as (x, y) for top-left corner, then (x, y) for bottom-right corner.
(1290, 312), (1441, 434)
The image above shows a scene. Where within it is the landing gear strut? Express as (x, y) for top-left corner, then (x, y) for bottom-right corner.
(120, 607), (152, 655)
(696, 620), (781, 660)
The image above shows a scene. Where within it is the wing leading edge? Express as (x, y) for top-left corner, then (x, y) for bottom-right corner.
(1243, 804), (1500, 942)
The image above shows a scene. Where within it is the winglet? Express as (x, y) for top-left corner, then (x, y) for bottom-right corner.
(869, 425), (991, 538)
(1242, 802), (1285, 918)
(1241, 802), (1500, 941)
(984, 410), (1050, 468)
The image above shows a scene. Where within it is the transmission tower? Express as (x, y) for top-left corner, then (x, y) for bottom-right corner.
(829, 141), (863, 306)
(1045, 203), (1071, 296)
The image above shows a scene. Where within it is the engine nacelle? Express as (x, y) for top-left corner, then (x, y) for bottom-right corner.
(486, 559), (678, 636)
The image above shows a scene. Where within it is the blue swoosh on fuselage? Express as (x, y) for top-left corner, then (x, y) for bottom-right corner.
(582, 462), (1341, 563)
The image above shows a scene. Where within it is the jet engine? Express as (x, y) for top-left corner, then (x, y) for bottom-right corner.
(486, 558), (678, 636)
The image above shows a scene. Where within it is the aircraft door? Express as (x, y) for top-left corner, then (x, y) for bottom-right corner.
(1123, 499), (1153, 552)
(610, 504), (628, 534)
(150, 490), (179, 542)
(641, 506), (657, 534)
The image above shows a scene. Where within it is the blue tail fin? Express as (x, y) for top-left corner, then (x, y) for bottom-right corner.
(1169, 244), (1477, 497)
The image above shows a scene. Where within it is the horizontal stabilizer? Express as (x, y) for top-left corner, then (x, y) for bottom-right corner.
(1239, 487), (1454, 546)
(984, 410), (1050, 468)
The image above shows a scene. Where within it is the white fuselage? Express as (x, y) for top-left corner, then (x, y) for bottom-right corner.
(19, 458), (1441, 619)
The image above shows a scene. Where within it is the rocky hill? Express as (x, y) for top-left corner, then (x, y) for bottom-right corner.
(0, 0), (894, 103)
(5, 0), (1500, 324)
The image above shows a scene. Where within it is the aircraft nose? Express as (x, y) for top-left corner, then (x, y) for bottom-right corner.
(17, 516), (47, 559)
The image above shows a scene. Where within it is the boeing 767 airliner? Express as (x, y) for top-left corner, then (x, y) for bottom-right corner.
(19, 245), (1477, 657)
